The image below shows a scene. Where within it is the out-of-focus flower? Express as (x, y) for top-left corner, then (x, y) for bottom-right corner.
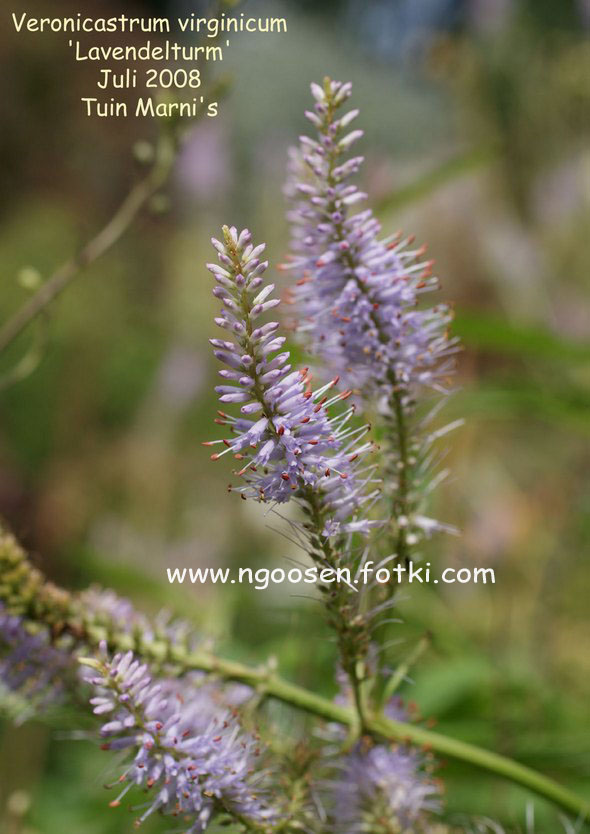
(285, 79), (460, 553)
(0, 604), (70, 714)
(285, 79), (456, 403)
(330, 741), (440, 833)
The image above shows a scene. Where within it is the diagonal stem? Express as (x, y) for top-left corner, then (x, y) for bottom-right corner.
(0, 132), (175, 357)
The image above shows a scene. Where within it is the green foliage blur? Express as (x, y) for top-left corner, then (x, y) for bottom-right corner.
(1, 0), (589, 831)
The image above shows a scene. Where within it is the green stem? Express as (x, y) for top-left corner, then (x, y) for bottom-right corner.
(83, 627), (589, 819)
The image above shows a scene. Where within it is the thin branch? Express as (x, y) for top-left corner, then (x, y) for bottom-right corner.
(0, 132), (176, 356)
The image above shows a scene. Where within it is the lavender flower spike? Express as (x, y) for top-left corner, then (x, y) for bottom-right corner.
(83, 648), (278, 832)
(206, 225), (380, 534)
(285, 79), (461, 554)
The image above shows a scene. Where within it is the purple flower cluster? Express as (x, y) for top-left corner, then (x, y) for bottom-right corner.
(331, 742), (440, 833)
(285, 79), (457, 402)
(0, 604), (69, 714)
(84, 647), (277, 832)
(206, 225), (380, 534)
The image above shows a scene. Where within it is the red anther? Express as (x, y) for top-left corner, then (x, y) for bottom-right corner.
(407, 234), (416, 244)
(316, 259), (324, 267)
(333, 375), (340, 385)
(373, 303), (380, 310)
(182, 729), (191, 738)
(109, 800), (121, 808)
(339, 390), (352, 400)
(147, 778), (155, 788)
(100, 743), (110, 751)
(281, 473), (290, 481)
(250, 465), (257, 471)
(303, 391), (313, 399)
(210, 453), (220, 461)
(416, 281), (426, 289)
(301, 416), (310, 423)
(214, 418), (225, 425)
(241, 494), (247, 500)
(325, 468), (331, 476)
(349, 454), (358, 462)
(217, 410), (228, 418)
(201, 441), (215, 446)
(213, 736), (222, 742)
(313, 404), (323, 413)
(296, 277), (309, 286)
(341, 316), (351, 323)
(308, 439), (318, 445)
(222, 439), (231, 447)
(155, 722), (163, 730)
(277, 425), (285, 436)
(416, 244), (427, 257)
(234, 453), (244, 460)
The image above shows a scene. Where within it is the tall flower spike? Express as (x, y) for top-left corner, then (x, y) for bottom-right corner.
(206, 225), (380, 534)
(285, 79), (460, 554)
(285, 78), (457, 398)
(84, 649), (278, 832)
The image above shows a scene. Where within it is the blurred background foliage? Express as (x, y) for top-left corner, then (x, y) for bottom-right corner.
(1, 0), (589, 831)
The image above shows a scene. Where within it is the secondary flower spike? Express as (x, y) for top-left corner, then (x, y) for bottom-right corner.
(285, 78), (458, 400)
(206, 225), (380, 533)
(83, 648), (277, 832)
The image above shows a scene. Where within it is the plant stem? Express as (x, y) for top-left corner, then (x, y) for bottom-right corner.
(168, 643), (588, 817)
(179, 648), (590, 819)
(1, 529), (588, 821)
(76, 625), (590, 819)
